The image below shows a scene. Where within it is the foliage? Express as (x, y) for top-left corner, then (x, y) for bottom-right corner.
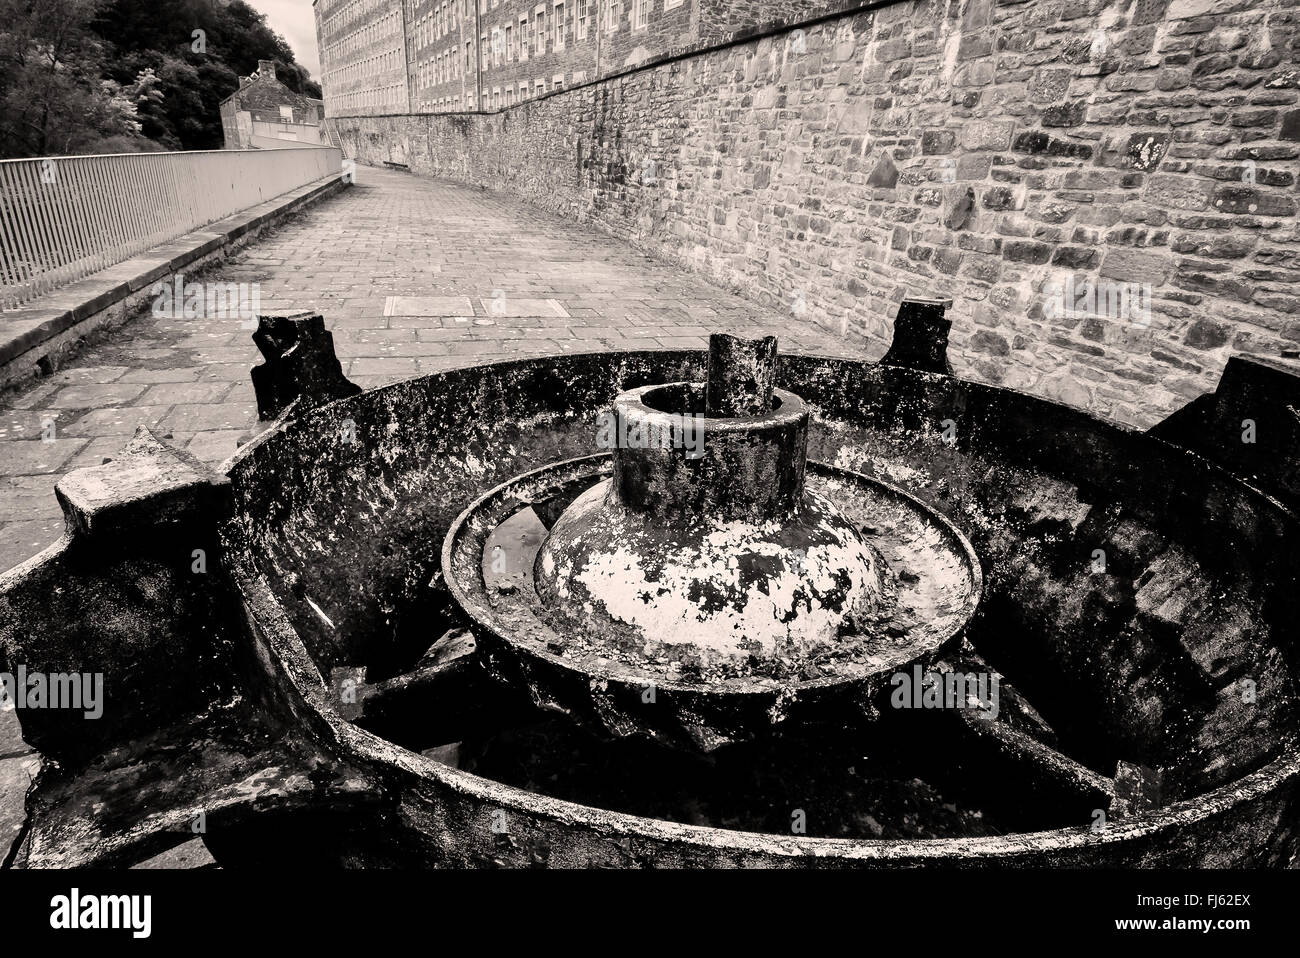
(0, 0), (139, 157)
(0, 0), (321, 157)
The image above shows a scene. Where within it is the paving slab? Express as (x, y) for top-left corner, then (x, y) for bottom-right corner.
(383, 295), (474, 316)
(0, 167), (856, 574)
(477, 296), (570, 318)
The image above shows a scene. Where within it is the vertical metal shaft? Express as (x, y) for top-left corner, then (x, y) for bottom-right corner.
(705, 333), (778, 417)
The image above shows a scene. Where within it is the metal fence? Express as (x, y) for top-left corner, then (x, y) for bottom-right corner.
(0, 147), (343, 310)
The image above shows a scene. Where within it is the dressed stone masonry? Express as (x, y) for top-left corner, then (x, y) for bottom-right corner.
(334, 0), (1300, 427)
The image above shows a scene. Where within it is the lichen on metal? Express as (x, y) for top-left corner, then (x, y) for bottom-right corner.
(2, 300), (1299, 868)
(250, 311), (362, 421)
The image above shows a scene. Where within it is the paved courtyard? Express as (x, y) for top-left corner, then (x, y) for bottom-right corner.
(0, 166), (855, 575)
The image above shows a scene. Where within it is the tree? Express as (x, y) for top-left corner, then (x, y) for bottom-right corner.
(0, 0), (322, 156)
(91, 0), (321, 150)
(0, 0), (150, 157)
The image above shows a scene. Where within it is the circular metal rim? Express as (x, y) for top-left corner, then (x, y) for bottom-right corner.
(621, 382), (808, 434)
(441, 452), (985, 700)
(235, 554), (1300, 864)
(222, 349), (1300, 864)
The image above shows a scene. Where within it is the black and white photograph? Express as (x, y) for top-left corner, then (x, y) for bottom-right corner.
(0, 0), (1296, 941)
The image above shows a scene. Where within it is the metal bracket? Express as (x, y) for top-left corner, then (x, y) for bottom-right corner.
(1148, 355), (1300, 510)
(879, 298), (954, 376)
(251, 312), (361, 421)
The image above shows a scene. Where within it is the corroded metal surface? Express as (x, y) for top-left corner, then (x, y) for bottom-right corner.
(219, 347), (1298, 866)
(610, 382), (808, 522)
(704, 332), (778, 417)
(3, 324), (1300, 867)
(535, 383), (886, 688)
(445, 454), (980, 750)
(251, 312), (361, 421)
(535, 472), (889, 668)
(1149, 354), (1300, 512)
(441, 334), (984, 753)
(879, 298), (954, 376)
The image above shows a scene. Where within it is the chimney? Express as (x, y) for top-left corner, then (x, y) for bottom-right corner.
(258, 60), (277, 79)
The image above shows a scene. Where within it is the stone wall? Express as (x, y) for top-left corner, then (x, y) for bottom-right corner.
(598, 0), (699, 76)
(696, 0), (857, 37)
(335, 0), (1300, 426)
(398, 0), (852, 114)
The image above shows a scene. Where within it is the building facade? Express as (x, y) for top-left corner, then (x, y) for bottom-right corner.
(220, 61), (326, 149)
(316, 0), (412, 117)
(317, 0), (843, 115)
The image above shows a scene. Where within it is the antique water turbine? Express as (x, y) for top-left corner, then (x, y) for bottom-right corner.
(2, 301), (1298, 868)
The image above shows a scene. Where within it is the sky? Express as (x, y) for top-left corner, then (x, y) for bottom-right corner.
(247, 0), (321, 79)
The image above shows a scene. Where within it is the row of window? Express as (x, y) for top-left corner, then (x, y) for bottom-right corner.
(331, 47), (404, 86)
(412, 0), (685, 61)
(332, 0), (681, 53)
(476, 0), (679, 69)
(410, 0), (471, 47)
(471, 0), (679, 13)
(411, 0), (579, 91)
(422, 94), (469, 110)
(417, 46), (464, 88)
(413, 73), (573, 113)
(323, 0), (687, 114)
(326, 84), (406, 112)
(322, 0), (398, 37)
(490, 76), (567, 108)
(487, 1), (572, 64)
(324, 10), (402, 66)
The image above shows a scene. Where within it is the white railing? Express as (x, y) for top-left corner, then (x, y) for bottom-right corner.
(0, 147), (343, 310)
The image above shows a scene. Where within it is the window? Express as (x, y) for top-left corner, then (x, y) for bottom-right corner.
(577, 0), (588, 39)
(554, 2), (565, 48)
(631, 0), (649, 31)
(279, 104), (294, 121)
(535, 7), (546, 54)
(535, 80), (544, 97)
(605, 0), (619, 33)
(505, 25), (513, 60)
(519, 17), (529, 60)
